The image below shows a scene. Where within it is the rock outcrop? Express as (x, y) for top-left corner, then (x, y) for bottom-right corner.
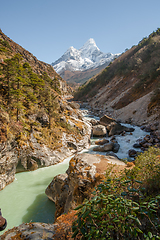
(0, 222), (55, 240)
(0, 102), (91, 191)
(45, 153), (126, 218)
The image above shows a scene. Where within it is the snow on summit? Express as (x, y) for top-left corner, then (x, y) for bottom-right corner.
(51, 39), (120, 73)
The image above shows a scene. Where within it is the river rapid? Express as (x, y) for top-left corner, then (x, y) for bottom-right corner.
(0, 109), (147, 234)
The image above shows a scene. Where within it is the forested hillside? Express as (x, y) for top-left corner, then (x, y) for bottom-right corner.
(0, 30), (90, 191)
(0, 29), (68, 148)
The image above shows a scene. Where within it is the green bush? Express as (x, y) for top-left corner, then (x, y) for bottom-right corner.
(72, 147), (160, 239)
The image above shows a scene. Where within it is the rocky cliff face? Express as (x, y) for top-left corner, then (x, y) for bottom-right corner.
(0, 101), (91, 190)
(0, 30), (91, 191)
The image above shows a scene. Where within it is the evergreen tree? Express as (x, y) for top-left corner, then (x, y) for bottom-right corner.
(12, 54), (26, 121)
(0, 58), (16, 108)
(40, 86), (58, 129)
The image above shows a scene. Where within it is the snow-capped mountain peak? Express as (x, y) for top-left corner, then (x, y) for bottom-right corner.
(51, 39), (120, 73)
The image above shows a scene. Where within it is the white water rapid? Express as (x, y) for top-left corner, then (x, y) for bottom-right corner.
(0, 109), (147, 234)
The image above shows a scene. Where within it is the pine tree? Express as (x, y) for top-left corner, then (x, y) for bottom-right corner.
(40, 86), (58, 129)
(0, 58), (16, 108)
(12, 54), (26, 121)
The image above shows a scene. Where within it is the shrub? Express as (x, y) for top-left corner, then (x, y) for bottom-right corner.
(72, 147), (160, 239)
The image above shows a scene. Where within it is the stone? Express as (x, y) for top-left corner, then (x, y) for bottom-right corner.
(95, 139), (109, 145)
(0, 222), (55, 240)
(92, 125), (107, 136)
(93, 142), (114, 152)
(99, 115), (116, 126)
(45, 173), (68, 203)
(128, 149), (137, 158)
(133, 143), (141, 148)
(113, 143), (120, 153)
(107, 122), (134, 136)
(90, 118), (98, 126)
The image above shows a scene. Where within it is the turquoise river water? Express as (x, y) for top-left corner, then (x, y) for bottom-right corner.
(0, 156), (72, 234)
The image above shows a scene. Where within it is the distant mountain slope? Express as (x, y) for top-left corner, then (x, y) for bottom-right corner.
(74, 29), (160, 127)
(51, 38), (120, 86)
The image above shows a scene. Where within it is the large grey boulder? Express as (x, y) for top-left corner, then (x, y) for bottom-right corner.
(92, 124), (107, 136)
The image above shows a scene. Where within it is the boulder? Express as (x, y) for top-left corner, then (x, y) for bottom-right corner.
(113, 143), (120, 153)
(133, 143), (141, 148)
(92, 125), (107, 137)
(0, 222), (55, 240)
(93, 142), (114, 152)
(45, 173), (68, 203)
(128, 149), (137, 158)
(90, 118), (98, 126)
(107, 122), (134, 136)
(95, 139), (109, 145)
(99, 115), (116, 126)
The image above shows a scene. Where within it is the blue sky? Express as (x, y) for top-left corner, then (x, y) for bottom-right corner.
(0, 0), (160, 64)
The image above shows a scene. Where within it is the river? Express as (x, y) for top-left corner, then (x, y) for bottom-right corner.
(0, 109), (147, 234)
(0, 157), (71, 234)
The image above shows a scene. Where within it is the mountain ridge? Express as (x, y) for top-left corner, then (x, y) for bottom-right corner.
(74, 29), (160, 128)
(51, 38), (120, 86)
(52, 38), (120, 72)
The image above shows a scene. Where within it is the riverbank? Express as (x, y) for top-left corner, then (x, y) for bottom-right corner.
(1, 106), (160, 238)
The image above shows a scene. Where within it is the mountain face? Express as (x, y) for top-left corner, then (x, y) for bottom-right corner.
(74, 29), (160, 129)
(51, 39), (120, 85)
(0, 30), (91, 190)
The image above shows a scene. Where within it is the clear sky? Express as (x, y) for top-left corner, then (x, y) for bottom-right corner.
(0, 0), (160, 64)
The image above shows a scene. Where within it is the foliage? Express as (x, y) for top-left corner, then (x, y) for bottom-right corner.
(0, 39), (12, 52)
(72, 147), (160, 239)
(0, 51), (72, 149)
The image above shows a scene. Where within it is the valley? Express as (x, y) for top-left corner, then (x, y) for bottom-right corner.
(0, 28), (160, 239)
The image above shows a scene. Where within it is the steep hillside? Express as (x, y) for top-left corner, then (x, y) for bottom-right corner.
(0, 29), (71, 94)
(0, 30), (91, 190)
(74, 29), (160, 127)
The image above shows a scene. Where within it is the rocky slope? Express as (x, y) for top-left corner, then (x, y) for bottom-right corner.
(74, 29), (160, 129)
(0, 30), (91, 191)
(51, 38), (120, 87)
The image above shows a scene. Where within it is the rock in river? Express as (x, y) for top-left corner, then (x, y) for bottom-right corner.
(92, 124), (107, 137)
